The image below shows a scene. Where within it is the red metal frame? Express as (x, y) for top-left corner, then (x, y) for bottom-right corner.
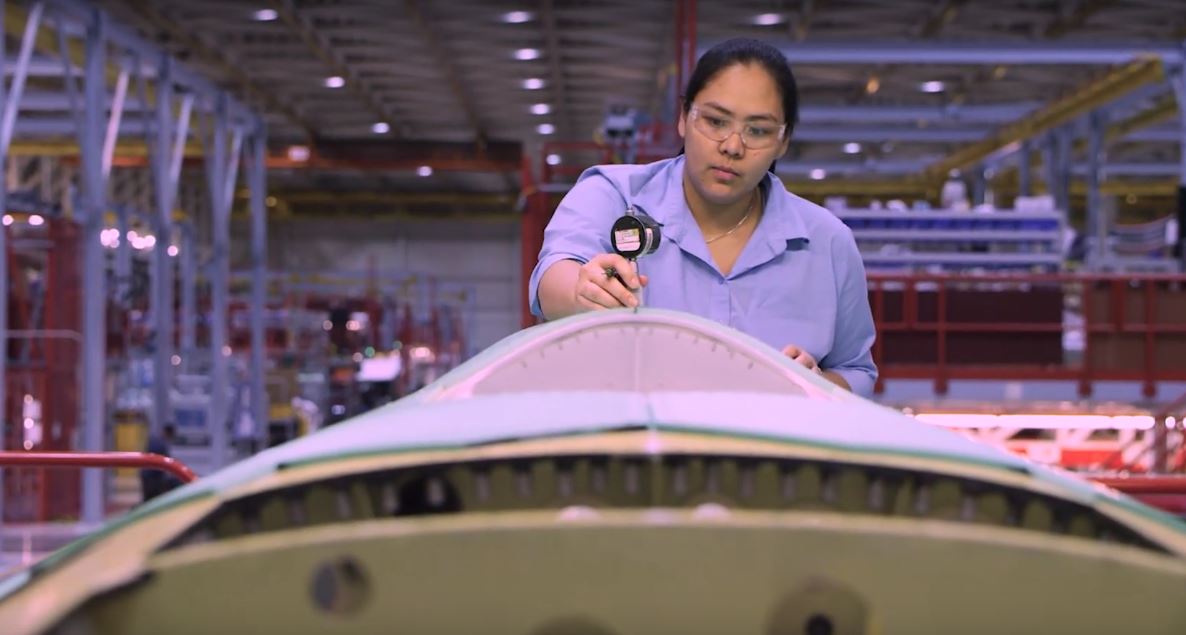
(0, 451), (197, 484)
(868, 273), (1186, 396)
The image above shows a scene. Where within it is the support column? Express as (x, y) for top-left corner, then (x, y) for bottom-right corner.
(0, 2), (44, 526)
(1, 0), (9, 528)
(1056, 126), (1073, 215)
(247, 125), (268, 449)
(1018, 139), (1032, 197)
(1086, 110), (1108, 266)
(150, 59), (175, 437)
(1170, 63), (1186, 266)
(203, 95), (241, 468)
(179, 223), (196, 372)
(79, 8), (109, 524)
(148, 59), (192, 437)
(971, 165), (987, 206)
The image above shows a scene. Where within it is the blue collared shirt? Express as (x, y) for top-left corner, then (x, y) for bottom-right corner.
(529, 156), (878, 397)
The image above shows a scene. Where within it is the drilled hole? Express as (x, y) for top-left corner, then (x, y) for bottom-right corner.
(804, 614), (833, 635)
(310, 556), (370, 616)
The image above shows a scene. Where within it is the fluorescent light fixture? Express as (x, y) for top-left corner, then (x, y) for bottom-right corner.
(324, 75), (345, 88)
(502, 11), (533, 23)
(919, 80), (945, 93)
(417, 165), (433, 177)
(530, 103), (551, 115)
(536, 123), (555, 135)
(371, 122), (390, 134)
(546, 153), (561, 166)
(286, 145), (310, 162)
(753, 13), (785, 26)
(522, 77), (545, 90)
(809, 168), (826, 180)
(843, 142), (861, 154)
(514, 48), (541, 61)
(252, 9), (278, 21)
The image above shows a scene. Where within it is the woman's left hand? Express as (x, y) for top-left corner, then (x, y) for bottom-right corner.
(781, 344), (821, 373)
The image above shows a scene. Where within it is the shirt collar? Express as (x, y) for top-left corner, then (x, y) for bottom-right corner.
(631, 155), (811, 249)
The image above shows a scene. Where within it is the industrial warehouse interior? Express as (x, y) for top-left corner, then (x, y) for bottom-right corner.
(2, 0), (1186, 632)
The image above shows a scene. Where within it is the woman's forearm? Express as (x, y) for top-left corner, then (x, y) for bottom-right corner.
(537, 259), (584, 320)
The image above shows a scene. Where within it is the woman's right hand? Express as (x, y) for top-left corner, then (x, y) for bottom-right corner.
(574, 253), (650, 310)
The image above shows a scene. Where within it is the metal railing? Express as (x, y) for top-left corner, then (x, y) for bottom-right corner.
(868, 272), (1186, 396)
(0, 451), (197, 484)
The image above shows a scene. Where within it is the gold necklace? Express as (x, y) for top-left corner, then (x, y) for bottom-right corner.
(704, 191), (757, 245)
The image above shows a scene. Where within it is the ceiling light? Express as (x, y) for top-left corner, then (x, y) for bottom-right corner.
(530, 103), (551, 115)
(514, 48), (541, 61)
(286, 145), (310, 162)
(372, 122), (390, 134)
(546, 153), (561, 166)
(2, 215), (12, 226)
(417, 165), (433, 177)
(865, 76), (880, 95)
(502, 11), (533, 23)
(28, 214), (44, 226)
(753, 13), (785, 26)
(252, 9), (278, 21)
(522, 77), (545, 90)
(536, 123), (555, 135)
(843, 142), (861, 154)
(324, 75), (345, 88)
(919, 80), (945, 93)
(809, 169), (827, 180)
(167, 245), (179, 257)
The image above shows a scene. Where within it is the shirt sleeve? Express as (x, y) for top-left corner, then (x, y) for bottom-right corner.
(820, 227), (879, 397)
(528, 171), (627, 319)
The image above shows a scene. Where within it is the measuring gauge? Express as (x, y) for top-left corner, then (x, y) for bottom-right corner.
(610, 208), (662, 260)
(607, 208), (661, 308)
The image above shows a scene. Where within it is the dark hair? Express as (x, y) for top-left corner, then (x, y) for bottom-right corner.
(679, 38), (799, 171)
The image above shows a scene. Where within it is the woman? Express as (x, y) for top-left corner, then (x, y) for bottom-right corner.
(528, 38), (878, 396)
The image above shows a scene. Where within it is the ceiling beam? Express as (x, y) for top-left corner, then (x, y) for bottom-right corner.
(1043, 0), (1116, 39)
(402, 0), (486, 147)
(11, 138), (521, 173)
(792, 0), (823, 42)
(706, 41), (1184, 65)
(925, 57), (1165, 177)
(122, 0), (316, 140)
(540, 0), (575, 140)
(268, 0), (405, 136)
(917, 0), (966, 38)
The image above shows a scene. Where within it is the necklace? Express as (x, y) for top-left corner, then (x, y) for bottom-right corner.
(704, 191), (757, 245)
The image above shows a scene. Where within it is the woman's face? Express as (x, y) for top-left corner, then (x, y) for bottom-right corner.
(678, 63), (790, 208)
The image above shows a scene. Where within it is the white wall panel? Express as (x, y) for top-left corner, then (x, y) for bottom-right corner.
(231, 218), (523, 354)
